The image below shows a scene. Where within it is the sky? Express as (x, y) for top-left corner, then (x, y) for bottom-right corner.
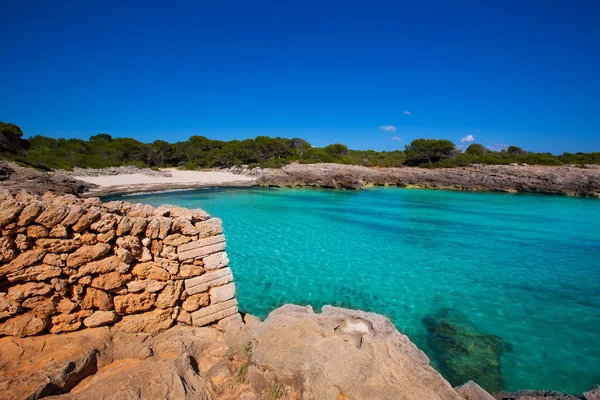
(1, 0), (599, 154)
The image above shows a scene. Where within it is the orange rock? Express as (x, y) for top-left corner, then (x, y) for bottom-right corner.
(82, 287), (114, 311)
(0, 312), (50, 337)
(27, 224), (49, 238)
(16, 202), (43, 226)
(182, 293), (209, 312)
(66, 243), (111, 267)
(35, 204), (69, 228)
(90, 272), (132, 291)
(113, 292), (156, 315)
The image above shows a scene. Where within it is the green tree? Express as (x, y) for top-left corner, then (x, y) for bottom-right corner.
(507, 146), (527, 155)
(465, 143), (488, 156)
(404, 139), (456, 165)
(324, 143), (349, 157)
(0, 122), (30, 153)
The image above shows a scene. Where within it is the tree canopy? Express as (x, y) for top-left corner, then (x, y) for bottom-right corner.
(1, 122), (599, 170)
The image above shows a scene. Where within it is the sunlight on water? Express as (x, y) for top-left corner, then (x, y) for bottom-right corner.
(111, 187), (600, 394)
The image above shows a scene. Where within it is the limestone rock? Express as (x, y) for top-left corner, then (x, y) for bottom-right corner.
(163, 233), (191, 246)
(14, 233), (31, 251)
(66, 243), (111, 267)
(17, 202), (43, 226)
(35, 204), (69, 228)
(0, 312), (49, 337)
(0, 293), (19, 319)
(116, 307), (173, 333)
(585, 386), (600, 400)
(89, 213), (117, 233)
(130, 217), (148, 235)
(185, 267), (233, 295)
(495, 390), (582, 400)
(90, 272), (132, 291)
(209, 282), (236, 304)
(72, 207), (101, 232)
(455, 381), (495, 400)
(251, 305), (462, 400)
(80, 232), (97, 245)
(113, 292), (156, 314)
(49, 224), (69, 238)
(83, 310), (119, 328)
(116, 235), (142, 257)
(115, 247), (133, 263)
(50, 310), (93, 333)
(178, 235), (226, 262)
(21, 295), (58, 316)
(158, 217), (171, 238)
(195, 217), (223, 239)
(43, 252), (63, 266)
(0, 248), (46, 276)
(0, 200), (24, 227)
(75, 255), (129, 277)
(36, 238), (81, 253)
(27, 224), (49, 238)
(132, 262), (170, 281)
(156, 281), (182, 309)
(0, 236), (17, 262)
(126, 279), (167, 293)
(116, 215), (134, 235)
(203, 251), (229, 270)
(96, 229), (116, 243)
(61, 204), (85, 226)
(181, 293), (209, 312)
(191, 298), (238, 326)
(7, 282), (53, 300)
(6, 263), (61, 282)
(82, 287), (114, 311)
(178, 263), (205, 278)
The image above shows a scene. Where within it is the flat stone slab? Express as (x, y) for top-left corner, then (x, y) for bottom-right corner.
(177, 235), (226, 262)
(191, 298), (238, 327)
(184, 267), (233, 295)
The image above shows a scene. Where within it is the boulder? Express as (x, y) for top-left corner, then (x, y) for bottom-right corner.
(115, 215), (134, 236)
(61, 205), (85, 226)
(0, 200), (24, 227)
(251, 305), (462, 400)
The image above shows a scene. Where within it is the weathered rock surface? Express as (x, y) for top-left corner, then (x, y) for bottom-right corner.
(0, 163), (93, 195)
(423, 308), (512, 393)
(251, 304), (463, 400)
(256, 163), (600, 197)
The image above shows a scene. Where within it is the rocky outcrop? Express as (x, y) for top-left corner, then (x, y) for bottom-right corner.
(249, 304), (464, 400)
(0, 163), (93, 195)
(0, 191), (238, 337)
(423, 308), (512, 393)
(63, 166), (173, 177)
(256, 163), (600, 197)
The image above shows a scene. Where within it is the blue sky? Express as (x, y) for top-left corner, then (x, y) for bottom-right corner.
(1, 0), (599, 153)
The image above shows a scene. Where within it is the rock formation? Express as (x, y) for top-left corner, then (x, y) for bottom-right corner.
(0, 190), (238, 337)
(256, 163), (600, 197)
(423, 308), (512, 393)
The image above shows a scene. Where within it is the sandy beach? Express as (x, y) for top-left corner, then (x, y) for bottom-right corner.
(75, 169), (256, 196)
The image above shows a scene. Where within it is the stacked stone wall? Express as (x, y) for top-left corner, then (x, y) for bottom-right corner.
(0, 191), (238, 337)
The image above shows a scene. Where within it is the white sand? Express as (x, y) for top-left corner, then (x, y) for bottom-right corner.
(75, 170), (255, 187)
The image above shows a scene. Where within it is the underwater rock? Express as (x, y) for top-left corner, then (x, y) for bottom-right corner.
(422, 308), (512, 393)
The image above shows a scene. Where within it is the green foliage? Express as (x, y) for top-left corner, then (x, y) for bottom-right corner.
(2, 121), (599, 170)
(0, 121), (30, 154)
(266, 380), (287, 400)
(404, 139), (456, 165)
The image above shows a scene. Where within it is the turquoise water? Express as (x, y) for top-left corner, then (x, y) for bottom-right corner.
(112, 188), (600, 394)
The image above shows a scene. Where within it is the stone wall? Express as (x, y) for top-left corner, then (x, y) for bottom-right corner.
(0, 191), (238, 337)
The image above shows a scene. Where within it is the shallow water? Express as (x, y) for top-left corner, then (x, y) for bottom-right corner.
(111, 187), (600, 394)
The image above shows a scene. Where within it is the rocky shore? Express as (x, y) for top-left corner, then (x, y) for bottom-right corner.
(255, 163), (600, 197)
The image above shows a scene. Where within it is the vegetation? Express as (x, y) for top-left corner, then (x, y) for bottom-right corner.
(1, 122), (599, 170)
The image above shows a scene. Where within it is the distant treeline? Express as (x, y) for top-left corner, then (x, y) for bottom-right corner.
(1, 122), (599, 170)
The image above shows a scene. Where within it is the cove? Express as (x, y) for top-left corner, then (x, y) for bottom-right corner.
(109, 187), (600, 394)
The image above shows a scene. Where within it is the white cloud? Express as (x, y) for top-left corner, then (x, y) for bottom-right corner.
(380, 125), (397, 132)
(403, 110), (411, 115)
(486, 143), (509, 152)
(460, 134), (475, 143)
(391, 136), (402, 141)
